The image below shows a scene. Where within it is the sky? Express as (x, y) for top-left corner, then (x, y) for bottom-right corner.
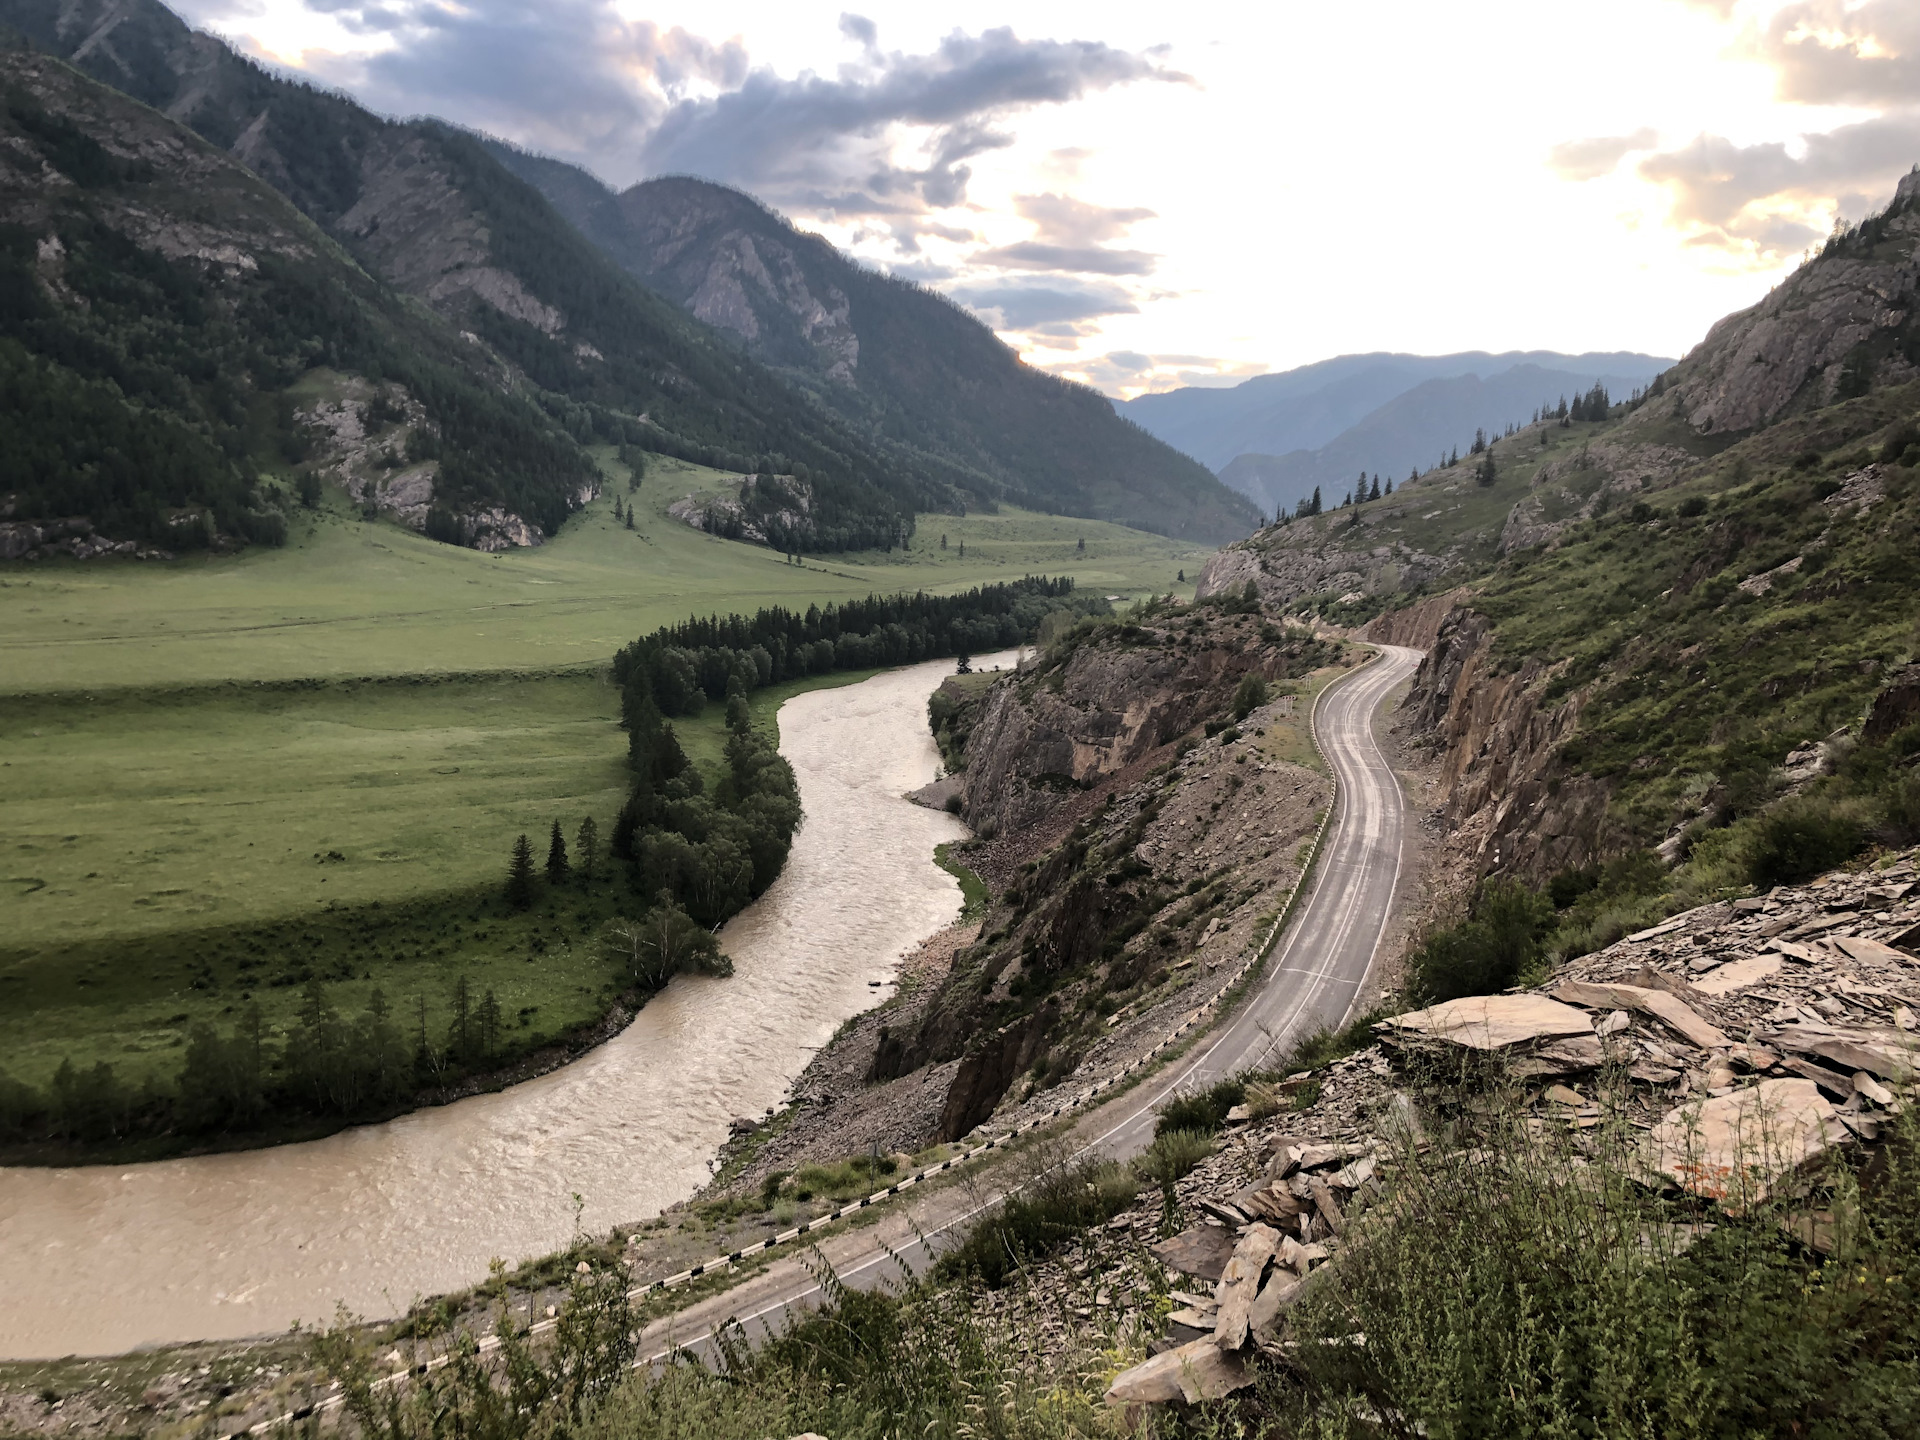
(175, 0), (1920, 398)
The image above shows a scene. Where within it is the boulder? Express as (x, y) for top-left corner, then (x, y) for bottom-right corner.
(1644, 1078), (1847, 1205)
(1210, 1223), (1280, 1350)
(1105, 1338), (1252, 1407)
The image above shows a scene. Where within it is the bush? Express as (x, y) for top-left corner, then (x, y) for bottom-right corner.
(935, 1158), (1134, 1287)
(1232, 672), (1270, 720)
(1132, 1128), (1214, 1189)
(1409, 880), (1553, 1002)
(1742, 793), (1870, 886)
(1155, 1075), (1245, 1137)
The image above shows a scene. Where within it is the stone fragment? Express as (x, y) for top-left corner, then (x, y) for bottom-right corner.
(1552, 981), (1731, 1050)
(1248, 1269), (1305, 1340)
(1381, 994), (1593, 1050)
(1150, 1225), (1238, 1281)
(1853, 1072), (1895, 1107)
(1307, 1177), (1344, 1235)
(1627, 917), (1690, 942)
(1780, 1056), (1855, 1098)
(1198, 1198), (1250, 1226)
(1693, 954), (1784, 996)
(1769, 1024), (1919, 1081)
(1644, 1078), (1847, 1205)
(1212, 1223), (1280, 1349)
(1106, 1337), (1252, 1406)
(1835, 936), (1918, 966)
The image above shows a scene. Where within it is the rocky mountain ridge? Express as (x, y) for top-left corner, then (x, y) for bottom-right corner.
(488, 159), (1259, 543)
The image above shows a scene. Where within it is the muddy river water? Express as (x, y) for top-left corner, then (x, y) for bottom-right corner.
(0, 654), (1002, 1360)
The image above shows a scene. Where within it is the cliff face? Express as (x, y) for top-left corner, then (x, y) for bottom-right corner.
(873, 604), (1345, 1141)
(1398, 607), (1611, 885)
(959, 613), (1323, 840)
(1642, 169), (1920, 437)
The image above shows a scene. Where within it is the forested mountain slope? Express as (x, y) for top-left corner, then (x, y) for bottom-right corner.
(0, 0), (924, 551)
(0, 47), (599, 551)
(488, 158), (1259, 543)
(1197, 164), (1920, 946)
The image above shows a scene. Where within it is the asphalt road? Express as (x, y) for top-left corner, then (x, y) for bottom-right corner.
(636, 642), (1424, 1363)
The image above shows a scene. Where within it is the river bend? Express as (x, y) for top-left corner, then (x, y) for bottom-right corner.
(0, 655), (983, 1359)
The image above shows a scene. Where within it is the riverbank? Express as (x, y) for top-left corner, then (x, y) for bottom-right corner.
(0, 656), (981, 1360)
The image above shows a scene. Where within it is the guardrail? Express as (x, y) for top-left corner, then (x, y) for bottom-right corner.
(233, 651), (1368, 1437)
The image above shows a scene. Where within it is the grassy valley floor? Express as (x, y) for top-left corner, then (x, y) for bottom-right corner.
(0, 458), (1209, 1149)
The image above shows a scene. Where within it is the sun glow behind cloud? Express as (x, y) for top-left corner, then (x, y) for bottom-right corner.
(175, 0), (1918, 397)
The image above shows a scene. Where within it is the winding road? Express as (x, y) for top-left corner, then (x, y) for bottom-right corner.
(633, 642), (1424, 1361)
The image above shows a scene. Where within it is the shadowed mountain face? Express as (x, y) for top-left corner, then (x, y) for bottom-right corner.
(0, 0), (951, 550)
(1122, 351), (1673, 516)
(488, 157), (1260, 543)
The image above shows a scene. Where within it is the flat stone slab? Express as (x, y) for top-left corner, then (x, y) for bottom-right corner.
(1382, 994), (1593, 1050)
(1693, 954), (1785, 996)
(1150, 1224), (1238, 1281)
(1644, 1078), (1847, 1205)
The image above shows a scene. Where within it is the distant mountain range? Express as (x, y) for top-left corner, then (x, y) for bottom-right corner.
(1119, 351), (1673, 517)
(0, 0), (1254, 552)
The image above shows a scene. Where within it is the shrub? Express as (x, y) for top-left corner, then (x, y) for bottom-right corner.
(1408, 880), (1553, 1002)
(1155, 1076), (1245, 1137)
(1232, 672), (1270, 720)
(1132, 1128), (1214, 1190)
(935, 1158), (1134, 1287)
(1742, 793), (1870, 886)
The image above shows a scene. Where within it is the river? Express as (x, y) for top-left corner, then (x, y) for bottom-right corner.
(0, 654), (999, 1360)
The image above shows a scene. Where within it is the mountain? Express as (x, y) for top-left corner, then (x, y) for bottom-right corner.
(0, 44), (607, 552)
(1217, 361), (1669, 516)
(486, 156), (1259, 543)
(1119, 350), (1671, 512)
(0, 0), (935, 551)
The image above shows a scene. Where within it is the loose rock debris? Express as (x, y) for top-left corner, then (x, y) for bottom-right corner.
(1088, 849), (1919, 1416)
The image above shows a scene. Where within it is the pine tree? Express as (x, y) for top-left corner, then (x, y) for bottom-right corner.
(479, 988), (502, 1058)
(1368, 474), (1382, 502)
(546, 819), (570, 886)
(506, 833), (536, 910)
(612, 496), (623, 522)
(625, 509), (635, 531)
(1176, 568), (1185, 583)
(575, 815), (599, 887)
(940, 534), (948, 550)
(1076, 536), (1085, 552)
(1385, 476), (1395, 496)
(1309, 486), (1323, 516)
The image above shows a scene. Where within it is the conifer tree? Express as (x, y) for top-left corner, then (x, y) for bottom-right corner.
(506, 834), (536, 910)
(1309, 486), (1323, 516)
(1076, 536), (1085, 552)
(575, 815), (599, 887)
(1386, 476), (1396, 495)
(546, 819), (570, 886)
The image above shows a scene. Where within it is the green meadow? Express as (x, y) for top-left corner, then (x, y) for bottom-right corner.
(0, 455), (1213, 1112)
(0, 455), (1206, 695)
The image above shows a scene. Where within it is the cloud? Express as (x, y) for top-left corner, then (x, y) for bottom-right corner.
(638, 26), (1189, 213)
(279, 0), (747, 177)
(1013, 190), (1155, 243)
(1547, 128), (1659, 181)
(1553, 1), (1919, 262)
(947, 279), (1139, 327)
(838, 13), (878, 50)
(973, 241), (1158, 275)
(1637, 110), (1920, 256)
(1750, 0), (1919, 109)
